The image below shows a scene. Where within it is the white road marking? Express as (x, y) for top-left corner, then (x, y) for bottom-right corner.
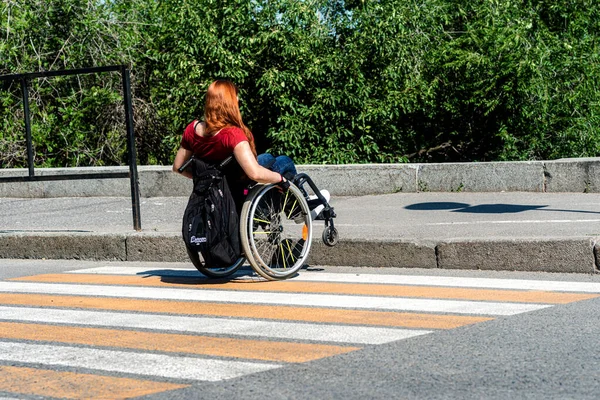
(0, 282), (549, 316)
(66, 266), (203, 275)
(0, 341), (278, 382)
(0, 306), (430, 345)
(295, 273), (600, 293)
(65, 266), (600, 293)
(425, 219), (600, 225)
(332, 218), (600, 228)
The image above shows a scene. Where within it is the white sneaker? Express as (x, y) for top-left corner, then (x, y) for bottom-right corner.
(309, 190), (330, 220)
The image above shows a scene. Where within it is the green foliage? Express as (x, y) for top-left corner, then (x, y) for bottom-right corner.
(1, 0), (599, 167)
(0, 0), (136, 167)
(427, 0), (600, 161)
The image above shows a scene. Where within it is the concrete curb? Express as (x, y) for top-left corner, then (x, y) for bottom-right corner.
(0, 232), (127, 261)
(437, 238), (599, 274)
(2, 158), (600, 198)
(2, 232), (598, 273)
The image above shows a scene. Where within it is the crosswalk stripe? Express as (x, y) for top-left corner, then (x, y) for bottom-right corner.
(0, 342), (280, 382)
(67, 266), (600, 293)
(66, 266), (212, 275)
(0, 293), (492, 329)
(0, 322), (359, 363)
(0, 365), (187, 399)
(295, 272), (600, 293)
(0, 281), (550, 315)
(0, 306), (431, 345)
(12, 273), (596, 304)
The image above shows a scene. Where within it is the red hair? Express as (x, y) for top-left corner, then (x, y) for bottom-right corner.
(204, 80), (256, 157)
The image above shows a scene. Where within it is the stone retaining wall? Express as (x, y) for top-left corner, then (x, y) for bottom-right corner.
(1, 158), (599, 197)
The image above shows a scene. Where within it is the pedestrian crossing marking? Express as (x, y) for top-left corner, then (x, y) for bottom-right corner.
(0, 306), (431, 344)
(12, 273), (598, 304)
(0, 342), (280, 382)
(1, 266), (598, 399)
(0, 322), (359, 363)
(0, 281), (551, 315)
(0, 365), (187, 399)
(68, 266), (600, 293)
(0, 293), (492, 329)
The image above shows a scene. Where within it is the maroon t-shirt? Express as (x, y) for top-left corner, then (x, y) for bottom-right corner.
(181, 120), (249, 163)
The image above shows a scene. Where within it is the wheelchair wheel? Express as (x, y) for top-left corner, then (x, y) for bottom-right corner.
(240, 183), (313, 280)
(322, 225), (339, 247)
(185, 246), (245, 278)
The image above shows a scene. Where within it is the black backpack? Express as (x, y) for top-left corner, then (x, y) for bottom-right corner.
(181, 156), (241, 268)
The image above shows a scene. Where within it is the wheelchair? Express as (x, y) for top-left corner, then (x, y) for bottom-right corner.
(179, 156), (339, 281)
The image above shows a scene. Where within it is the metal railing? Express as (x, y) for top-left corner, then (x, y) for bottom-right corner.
(0, 65), (142, 230)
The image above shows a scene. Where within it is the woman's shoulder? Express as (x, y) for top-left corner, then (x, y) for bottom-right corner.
(221, 126), (244, 135)
(184, 120), (200, 136)
(220, 126), (248, 147)
(221, 126), (247, 140)
(185, 120), (211, 141)
(181, 120), (198, 149)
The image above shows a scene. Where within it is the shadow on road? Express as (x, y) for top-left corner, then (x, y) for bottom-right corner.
(405, 202), (600, 215)
(136, 268), (260, 284)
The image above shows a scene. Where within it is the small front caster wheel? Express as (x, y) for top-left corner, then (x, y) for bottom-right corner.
(322, 226), (339, 247)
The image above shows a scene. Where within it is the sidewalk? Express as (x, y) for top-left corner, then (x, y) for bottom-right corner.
(1, 192), (599, 273)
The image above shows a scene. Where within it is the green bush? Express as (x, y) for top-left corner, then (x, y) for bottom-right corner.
(1, 0), (599, 167)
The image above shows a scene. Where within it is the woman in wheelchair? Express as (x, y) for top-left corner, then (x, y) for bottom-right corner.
(173, 79), (337, 280)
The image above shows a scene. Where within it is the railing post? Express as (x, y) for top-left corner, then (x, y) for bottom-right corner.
(21, 78), (34, 177)
(121, 66), (142, 231)
(2, 66), (144, 231)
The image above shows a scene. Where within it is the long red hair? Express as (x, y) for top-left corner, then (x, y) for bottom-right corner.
(204, 80), (256, 157)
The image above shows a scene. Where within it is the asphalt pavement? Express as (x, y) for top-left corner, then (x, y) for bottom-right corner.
(1, 192), (600, 273)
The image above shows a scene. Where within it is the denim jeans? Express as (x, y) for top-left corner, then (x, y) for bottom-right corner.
(257, 153), (297, 180)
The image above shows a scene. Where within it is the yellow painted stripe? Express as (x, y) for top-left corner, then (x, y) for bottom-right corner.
(12, 273), (599, 304)
(0, 365), (186, 399)
(0, 293), (489, 329)
(0, 322), (357, 363)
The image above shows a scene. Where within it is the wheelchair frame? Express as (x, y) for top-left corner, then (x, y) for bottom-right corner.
(179, 156), (338, 280)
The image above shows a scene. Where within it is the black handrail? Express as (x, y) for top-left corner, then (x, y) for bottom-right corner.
(0, 65), (142, 231)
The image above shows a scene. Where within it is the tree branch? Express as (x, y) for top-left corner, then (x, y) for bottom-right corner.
(404, 141), (453, 160)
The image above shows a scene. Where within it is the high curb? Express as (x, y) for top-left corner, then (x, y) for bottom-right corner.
(2, 158), (600, 197)
(1, 232), (598, 273)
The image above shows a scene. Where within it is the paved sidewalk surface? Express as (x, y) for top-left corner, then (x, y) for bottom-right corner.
(2, 192), (600, 273)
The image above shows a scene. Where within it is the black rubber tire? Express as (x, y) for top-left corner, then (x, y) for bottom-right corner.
(322, 226), (339, 247)
(185, 246), (245, 278)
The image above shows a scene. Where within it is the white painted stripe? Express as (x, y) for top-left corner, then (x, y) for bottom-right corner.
(65, 266), (600, 293)
(334, 219), (600, 227)
(66, 266), (261, 282)
(66, 266), (259, 281)
(0, 282), (549, 315)
(425, 219), (600, 226)
(0, 341), (277, 382)
(294, 273), (600, 293)
(0, 306), (429, 345)
(66, 266), (204, 275)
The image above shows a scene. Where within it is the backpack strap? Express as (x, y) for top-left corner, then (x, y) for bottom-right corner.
(179, 154), (234, 174)
(218, 155), (234, 169)
(193, 120), (202, 132)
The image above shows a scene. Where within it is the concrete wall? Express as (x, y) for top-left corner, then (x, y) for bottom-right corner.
(2, 158), (600, 198)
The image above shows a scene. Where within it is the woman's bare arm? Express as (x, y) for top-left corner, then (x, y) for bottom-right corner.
(172, 147), (193, 179)
(233, 141), (286, 183)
